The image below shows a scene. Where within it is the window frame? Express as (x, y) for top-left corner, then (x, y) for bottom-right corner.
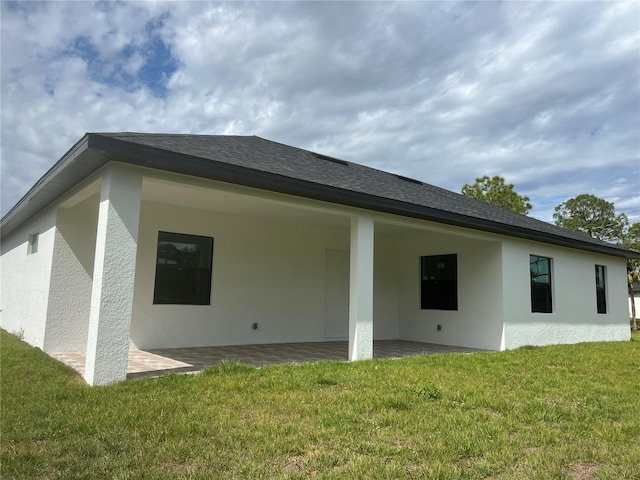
(420, 254), (458, 311)
(153, 231), (214, 306)
(595, 264), (607, 314)
(530, 254), (553, 313)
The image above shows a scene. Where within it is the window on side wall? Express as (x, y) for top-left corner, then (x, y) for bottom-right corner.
(595, 265), (607, 314)
(28, 232), (39, 255)
(530, 255), (552, 313)
(153, 231), (213, 305)
(420, 254), (458, 310)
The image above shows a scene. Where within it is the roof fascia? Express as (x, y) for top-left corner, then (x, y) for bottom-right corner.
(1, 134), (93, 238)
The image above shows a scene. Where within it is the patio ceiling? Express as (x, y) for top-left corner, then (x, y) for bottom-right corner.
(141, 176), (444, 239)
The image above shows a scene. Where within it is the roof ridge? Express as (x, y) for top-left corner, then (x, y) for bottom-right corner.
(95, 132), (256, 138)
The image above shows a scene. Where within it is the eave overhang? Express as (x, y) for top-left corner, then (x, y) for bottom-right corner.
(2, 133), (639, 260)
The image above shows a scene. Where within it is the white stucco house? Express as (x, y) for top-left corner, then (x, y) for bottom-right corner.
(1, 133), (638, 385)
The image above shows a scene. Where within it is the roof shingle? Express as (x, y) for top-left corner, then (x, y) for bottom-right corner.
(2, 132), (638, 259)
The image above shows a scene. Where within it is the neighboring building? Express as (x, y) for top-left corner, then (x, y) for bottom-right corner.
(1, 133), (638, 385)
(631, 282), (640, 318)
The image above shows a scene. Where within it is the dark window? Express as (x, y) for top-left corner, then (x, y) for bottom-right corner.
(595, 265), (607, 314)
(153, 231), (213, 305)
(530, 255), (552, 313)
(420, 254), (458, 310)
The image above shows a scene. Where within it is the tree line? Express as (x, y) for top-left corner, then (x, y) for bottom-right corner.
(461, 175), (640, 331)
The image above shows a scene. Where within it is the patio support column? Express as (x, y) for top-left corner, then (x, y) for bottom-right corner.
(348, 215), (374, 361)
(84, 164), (142, 386)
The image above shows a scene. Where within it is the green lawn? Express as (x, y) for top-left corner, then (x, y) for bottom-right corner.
(2, 330), (639, 479)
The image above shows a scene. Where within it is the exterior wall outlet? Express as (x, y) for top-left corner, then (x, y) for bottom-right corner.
(437, 324), (442, 331)
(252, 322), (258, 330)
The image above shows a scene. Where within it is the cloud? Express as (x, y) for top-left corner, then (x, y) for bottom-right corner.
(1, 1), (638, 225)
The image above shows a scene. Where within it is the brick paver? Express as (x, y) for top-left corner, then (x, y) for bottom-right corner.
(50, 340), (483, 381)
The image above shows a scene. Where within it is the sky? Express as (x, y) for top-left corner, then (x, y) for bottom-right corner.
(1, 1), (639, 225)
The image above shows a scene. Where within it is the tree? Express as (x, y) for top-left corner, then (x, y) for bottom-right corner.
(553, 194), (628, 243)
(461, 175), (532, 215)
(623, 222), (640, 332)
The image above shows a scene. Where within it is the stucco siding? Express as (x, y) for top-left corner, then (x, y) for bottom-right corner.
(2, 162), (632, 357)
(43, 194), (100, 352)
(373, 234), (400, 340)
(397, 230), (504, 350)
(502, 239), (630, 349)
(0, 207), (57, 348)
(129, 199), (400, 349)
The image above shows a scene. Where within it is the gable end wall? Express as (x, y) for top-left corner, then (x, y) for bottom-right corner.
(0, 207), (58, 348)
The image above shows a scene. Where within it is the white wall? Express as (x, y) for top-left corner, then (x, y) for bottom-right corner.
(373, 234), (400, 340)
(501, 239), (630, 349)
(44, 194), (99, 352)
(3, 165), (632, 355)
(397, 230), (504, 350)
(129, 200), (400, 349)
(0, 207), (58, 348)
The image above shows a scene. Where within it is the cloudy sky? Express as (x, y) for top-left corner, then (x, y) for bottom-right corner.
(1, 1), (639, 224)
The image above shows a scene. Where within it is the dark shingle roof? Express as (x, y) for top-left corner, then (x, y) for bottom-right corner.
(2, 132), (638, 259)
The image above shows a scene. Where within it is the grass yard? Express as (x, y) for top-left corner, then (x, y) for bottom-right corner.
(2, 330), (640, 479)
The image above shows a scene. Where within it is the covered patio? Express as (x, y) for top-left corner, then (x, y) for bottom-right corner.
(51, 340), (484, 380)
(42, 162), (505, 386)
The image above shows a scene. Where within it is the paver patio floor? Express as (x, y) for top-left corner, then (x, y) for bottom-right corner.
(50, 340), (484, 380)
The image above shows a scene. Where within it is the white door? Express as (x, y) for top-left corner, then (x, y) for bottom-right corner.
(324, 249), (350, 339)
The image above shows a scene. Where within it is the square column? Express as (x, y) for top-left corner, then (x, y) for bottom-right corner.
(84, 165), (142, 385)
(349, 215), (374, 361)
